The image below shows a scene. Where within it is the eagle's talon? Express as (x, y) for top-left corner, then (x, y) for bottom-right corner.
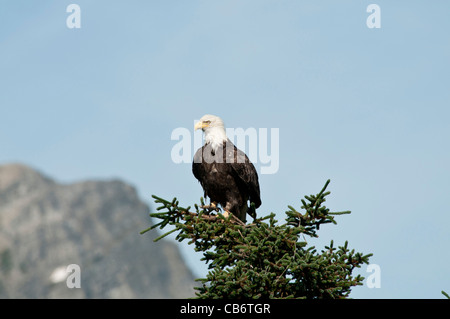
(216, 210), (231, 223)
(200, 202), (221, 212)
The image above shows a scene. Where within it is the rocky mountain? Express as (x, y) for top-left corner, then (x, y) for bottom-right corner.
(0, 163), (195, 298)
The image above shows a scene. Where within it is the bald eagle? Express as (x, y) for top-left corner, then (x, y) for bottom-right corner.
(192, 114), (261, 223)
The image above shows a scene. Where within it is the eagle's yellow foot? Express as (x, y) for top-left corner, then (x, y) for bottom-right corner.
(217, 210), (231, 223)
(219, 211), (245, 225)
(200, 202), (220, 212)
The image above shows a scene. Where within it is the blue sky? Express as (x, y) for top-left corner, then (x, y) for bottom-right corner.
(1, 1), (449, 298)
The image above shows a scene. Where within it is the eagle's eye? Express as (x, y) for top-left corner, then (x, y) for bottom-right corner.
(203, 120), (211, 125)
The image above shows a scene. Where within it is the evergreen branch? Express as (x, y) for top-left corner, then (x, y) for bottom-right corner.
(329, 211), (351, 215)
(153, 228), (178, 242)
(141, 180), (373, 299)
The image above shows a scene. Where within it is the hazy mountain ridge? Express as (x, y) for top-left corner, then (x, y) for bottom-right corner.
(0, 163), (195, 298)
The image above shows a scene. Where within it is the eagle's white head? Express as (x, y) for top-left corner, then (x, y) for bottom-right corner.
(194, 114), (228, 152)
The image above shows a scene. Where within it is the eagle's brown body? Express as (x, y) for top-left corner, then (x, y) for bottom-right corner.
(193, 121), (261, 223)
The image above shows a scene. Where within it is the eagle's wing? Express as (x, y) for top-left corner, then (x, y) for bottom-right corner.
(226, 141), (262, 208)
(192, 146), (207, 197)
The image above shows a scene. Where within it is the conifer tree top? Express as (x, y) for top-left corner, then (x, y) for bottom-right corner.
(142, 180), (373, 299)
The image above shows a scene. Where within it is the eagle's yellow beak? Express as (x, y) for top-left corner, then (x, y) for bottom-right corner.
(194, 121), (209, 131)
